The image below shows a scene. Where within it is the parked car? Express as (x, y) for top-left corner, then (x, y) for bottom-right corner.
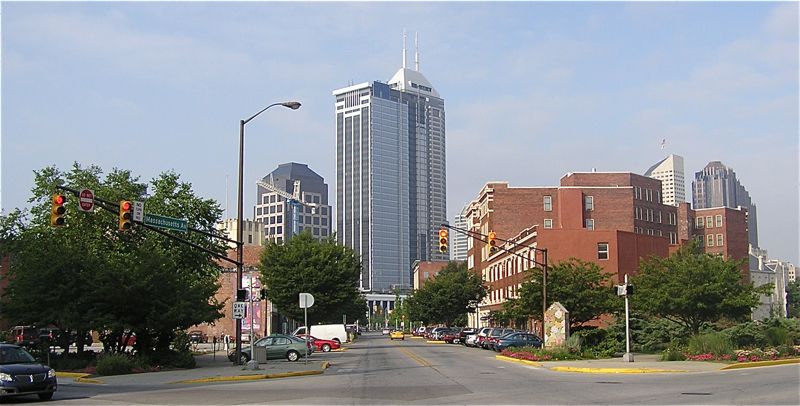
(9, 326), (38, 348)
(188, 331), (208, 344)
(0, 343), (57, 401)
(459, 328), (478, 345)
(389, 330), (405, 340)
(474, 327), (493, 348)
(229, 334), (311, 363)
(295, 334), (340, 352)
(494, 332), (542, 352)
(485, 328), (515, 351)
(413, 326), (427, 337)
(292, 324), (348, 344)
(427, 327), (449, 340)
(442, 329), (462, 344)
(381, 328), (391, 335)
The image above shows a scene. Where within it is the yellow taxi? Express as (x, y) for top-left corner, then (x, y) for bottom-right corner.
(389, 330), (405, 340)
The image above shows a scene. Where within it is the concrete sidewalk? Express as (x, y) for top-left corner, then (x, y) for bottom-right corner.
(59, 350), (331, 386)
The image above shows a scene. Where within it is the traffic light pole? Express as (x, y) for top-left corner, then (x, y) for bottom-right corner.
(441, 223), (548, 339)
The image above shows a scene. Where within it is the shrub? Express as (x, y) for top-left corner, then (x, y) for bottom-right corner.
(764, 326), (791, 347)
(96, 353), (133, 376)
(660, 344), (686, 361)
(687, 332), (733, 357)
(49, 352), (97, 371)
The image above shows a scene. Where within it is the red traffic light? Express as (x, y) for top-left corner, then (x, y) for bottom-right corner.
(53, 194), (65, 205)
(121, 201), (131, 211)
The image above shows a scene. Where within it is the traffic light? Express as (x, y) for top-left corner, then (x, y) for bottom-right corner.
(50, 194), (66, 226)
(118, 200), (132, 231)
(488, 231), (497, 251)
(438, 228), (449, 253)
(236, 289), (247, 301)
(626, 284), (634, 296)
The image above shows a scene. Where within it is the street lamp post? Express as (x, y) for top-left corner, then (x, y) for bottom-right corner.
(236, 101), (300, 369)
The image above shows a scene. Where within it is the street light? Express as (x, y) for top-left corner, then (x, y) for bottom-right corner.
(236, 101), (301, 369)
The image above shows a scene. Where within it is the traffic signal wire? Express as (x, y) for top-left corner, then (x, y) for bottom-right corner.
(55, 185), (243, 267)
(439, 223), (548, 269)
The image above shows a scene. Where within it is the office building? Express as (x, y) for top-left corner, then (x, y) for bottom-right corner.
(451, 206), (469, 261)
(644, 154), (685, 206)
(333, 39), (447, 295)
(692, 161), (758, 247)
(254, 163), (331, 244)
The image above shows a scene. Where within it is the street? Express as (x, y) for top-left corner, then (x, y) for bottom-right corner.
(16, 333), (800, 405)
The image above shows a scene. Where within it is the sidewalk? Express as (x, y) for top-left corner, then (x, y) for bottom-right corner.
(496, 353), (800, 373)
(59, 350), (330, 386)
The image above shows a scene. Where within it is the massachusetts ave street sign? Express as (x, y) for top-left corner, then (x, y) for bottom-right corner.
(143, 213), (188, 232)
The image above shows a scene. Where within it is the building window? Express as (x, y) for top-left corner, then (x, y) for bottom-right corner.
(544, 219), (553, 229)
(716, 234), (723, 246)
(544, 196), (552, 212)
(697, 235), (704, 247)
(670, 232), (677, 244)
(696, 217), (704, 229)
(277, 215), (282, 223)
(585, 219), (594, 230)
(707, 234), (714, 247)
(585, 195), (594, 211)
(321, 229), (327, 236)
(657, 211), (662, 224)
(598, 243), (609, 260)
(276, 226), (282, 234)
(715, 215), (723, 228)
(706, 216), (713, 228)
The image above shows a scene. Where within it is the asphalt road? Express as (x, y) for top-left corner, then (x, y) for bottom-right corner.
(11, 333), (800, 405)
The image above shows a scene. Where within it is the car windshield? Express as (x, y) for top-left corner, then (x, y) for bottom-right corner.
(0, 346), (36, 364)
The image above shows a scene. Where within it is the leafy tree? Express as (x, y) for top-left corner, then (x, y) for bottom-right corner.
(632, 241), (761, 335)
(259, 232), (366, 325)
(787, 280), (800, 318)
(517, 258), (616, 329)
(0, 164), (225, 356)
(406, 261), (486, 326)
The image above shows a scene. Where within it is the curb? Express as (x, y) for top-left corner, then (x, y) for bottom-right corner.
(426, 340), (446, 344)
(56, 372), (105, 384)
(720, 358), (800, 370)
(170, 361), (331, 384)
(495, 355), (542, 367)
(548, 366), (688, 374)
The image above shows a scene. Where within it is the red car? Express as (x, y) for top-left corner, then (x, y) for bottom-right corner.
(295, 334), (340, 352)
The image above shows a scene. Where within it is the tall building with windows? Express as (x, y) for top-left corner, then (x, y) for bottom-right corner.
(254, 163), (331, 244)
(333, 42), (447, 294)
(644, 154), (685, 207)
(692, 161), (758, 247)
(451, 206), (469, 261)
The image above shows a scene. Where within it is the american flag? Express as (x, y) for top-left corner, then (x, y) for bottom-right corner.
(660, 138), (666, 150)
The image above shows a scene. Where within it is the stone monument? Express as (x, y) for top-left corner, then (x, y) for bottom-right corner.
(544, 302), (569, 348)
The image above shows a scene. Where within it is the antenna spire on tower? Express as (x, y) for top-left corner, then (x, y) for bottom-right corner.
(402, 29), (407, 69)
(415, 32), (419, 71)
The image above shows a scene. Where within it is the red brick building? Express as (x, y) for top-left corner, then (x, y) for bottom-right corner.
(411, 260), (450, 290)
(464, 172), (748, 331)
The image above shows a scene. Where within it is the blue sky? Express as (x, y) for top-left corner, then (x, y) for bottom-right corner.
(2, 2), (798, 264)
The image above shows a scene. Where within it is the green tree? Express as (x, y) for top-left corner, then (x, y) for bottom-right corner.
(786, 280), (800, 318)
(259, 232), (366, 325)
(516, 258), (616, 330)
(406, 261), (486, 326)
(0, 164), (225, 356)
(632, 241), (761, 335)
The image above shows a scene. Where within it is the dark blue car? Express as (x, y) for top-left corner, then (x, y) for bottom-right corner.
(0, 343), (57, 401)
(494, 332), (543, 352)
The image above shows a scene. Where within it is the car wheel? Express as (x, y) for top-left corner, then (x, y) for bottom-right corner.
(240, 353), (250, 364)
(333, 338), (341, 345)
(322, 344), (331, 352)
(287, 350), (300, 362)
(38, 392), (54, 401)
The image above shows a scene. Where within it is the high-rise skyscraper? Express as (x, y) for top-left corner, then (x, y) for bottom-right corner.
(254, 162), (331, 244)
(333, 36), (447, 294)
(644, 154), (685, 207)
(451, 205), (469, 261)
(692, 161), (758, 247)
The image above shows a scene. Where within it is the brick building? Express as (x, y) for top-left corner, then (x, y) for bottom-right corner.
(464, 172), (749, 332)
(411, 260), (450, 290)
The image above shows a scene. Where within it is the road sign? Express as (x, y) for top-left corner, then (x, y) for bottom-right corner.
(133, 201), (144, 222)
(232, 302), (247, 319)
(78, 189), (94, 212)
(299, 293), (315, 309)
(143, 213), (188, 232)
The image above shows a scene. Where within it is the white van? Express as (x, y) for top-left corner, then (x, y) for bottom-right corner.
(292, 324), (348, 344)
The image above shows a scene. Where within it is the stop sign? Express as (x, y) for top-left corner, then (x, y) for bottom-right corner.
(78, 189), (94, 212)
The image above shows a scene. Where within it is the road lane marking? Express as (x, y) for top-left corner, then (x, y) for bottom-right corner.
(396, 346), (432, 367)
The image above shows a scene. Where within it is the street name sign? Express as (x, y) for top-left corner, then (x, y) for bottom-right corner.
(232, 302), (247, 319)
(78, 189), (94, 212)
(143, 213), (188, 232)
